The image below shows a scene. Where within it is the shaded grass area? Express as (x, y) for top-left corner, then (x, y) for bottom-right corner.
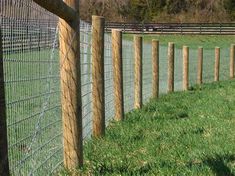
(62, 80), (235, 175)
(124, 34), (235, 49)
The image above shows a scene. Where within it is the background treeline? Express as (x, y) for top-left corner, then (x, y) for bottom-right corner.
(80, 0), (235, 23)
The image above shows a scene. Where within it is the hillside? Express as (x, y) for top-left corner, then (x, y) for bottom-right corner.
(80, 0), (235, 23)
(62, 80), (235, 175)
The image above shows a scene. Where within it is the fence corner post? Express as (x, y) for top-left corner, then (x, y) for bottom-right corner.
(92, 15), (105, 137)
(59, 0), (83, 169)
(0, 25), (10, 176)
(134, 35), (143, 109)
(168, 42), (175, 93)
(152, 40), (159, 98)
(214, 47), (220, 82)
(112, 29), (124, 121)
(183, 46), (189, 91)
(230, 44), (235, 79)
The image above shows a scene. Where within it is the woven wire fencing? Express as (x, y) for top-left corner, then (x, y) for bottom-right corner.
(0, 1), (233, 175)
(1, 0), (63, 175)
(123, 40), (135, 112)
(1, 1), (132, 174)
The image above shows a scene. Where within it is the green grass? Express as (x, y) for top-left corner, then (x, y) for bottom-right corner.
(62, 80), (235, 175)
(124, 34), (235, 49)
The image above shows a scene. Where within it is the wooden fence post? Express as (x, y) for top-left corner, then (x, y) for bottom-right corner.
(183, 46), (189, 91)
(197, 47), (203, 85)
(230, 44), (235, 79)
(0, 28), (10, 176)
(59, 0), (83, 169)
(134, 35), (143, 109)
(92, 16), (105, 137)
(152, 40), (159, 98)
(214, 47), (220, 82)
(168, 42), (174, 93)
(112, 29), (124, 121)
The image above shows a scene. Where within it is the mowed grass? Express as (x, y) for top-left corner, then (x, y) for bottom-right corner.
(62, 80), (235, 175)
(124, 34), (235, 49)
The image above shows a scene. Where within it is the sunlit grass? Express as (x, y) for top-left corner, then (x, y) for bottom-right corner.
(124, 34), (235, 49)
(61, 80), (235, 175)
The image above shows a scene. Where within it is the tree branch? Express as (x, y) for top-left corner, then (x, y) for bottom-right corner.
(33, 0), (77, 23)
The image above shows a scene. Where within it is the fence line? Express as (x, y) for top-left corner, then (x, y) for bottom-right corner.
(105, 22), (235, 35)
(0, 1), (235, 175)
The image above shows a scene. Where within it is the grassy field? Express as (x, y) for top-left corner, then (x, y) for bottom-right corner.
(61, 80), (235, 175)
(124, 34), (235, 49)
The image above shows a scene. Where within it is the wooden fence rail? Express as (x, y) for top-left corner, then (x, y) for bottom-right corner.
(105, 22), (235, 35)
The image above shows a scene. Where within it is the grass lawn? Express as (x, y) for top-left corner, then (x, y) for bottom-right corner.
(62, 80), (235, 175)
(124, 34), (235, 49)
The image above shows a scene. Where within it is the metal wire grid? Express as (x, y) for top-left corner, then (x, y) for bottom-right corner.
(157, 45), (231, 92)
(174, 47), (184, 91)
(158, 45), (168, 94)
(143, 43), (153, 103)
(80, 24), (116, 137)
(104, 33), (115, 124)
(201, 48), (230, 83)
(122, 40), (134, 113)
(1, 0), (63, 175)
(80, 21), (93, 140)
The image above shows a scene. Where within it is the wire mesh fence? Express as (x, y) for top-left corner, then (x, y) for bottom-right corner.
(122, 40), (134, 113)
(80, 21), (92, 140)
(143, 43), (152, 103)
(104, 33), (115, 124)
(1, 1), (63, 175)
(0, 1), (234, 175)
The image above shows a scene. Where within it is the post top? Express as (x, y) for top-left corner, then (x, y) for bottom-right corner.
(152, 39), (159, 42)
(92, 15), (105, 20)
(134, 35), (143, 40)
(111, 29), (122, 33)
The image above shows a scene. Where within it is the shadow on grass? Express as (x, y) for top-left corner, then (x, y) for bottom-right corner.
(204, 154), (235, 176)
(91, 162), (153, 175)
